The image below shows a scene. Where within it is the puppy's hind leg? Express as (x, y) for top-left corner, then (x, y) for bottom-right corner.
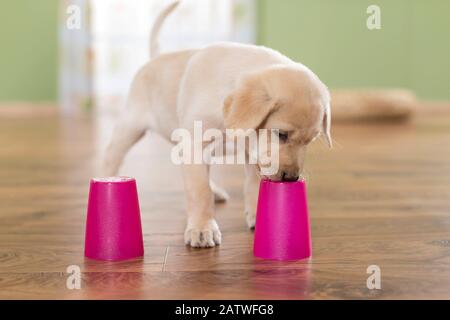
(210, 179), (230, 203)
(101, 115), (147, 177)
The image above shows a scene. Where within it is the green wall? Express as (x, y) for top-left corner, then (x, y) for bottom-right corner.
(0, 1), (449, 102)
(0, 0), (58, 102)
(258, 0), (450, 100)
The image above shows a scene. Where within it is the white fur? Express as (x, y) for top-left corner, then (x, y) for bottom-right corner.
(102, 1), (331, 248)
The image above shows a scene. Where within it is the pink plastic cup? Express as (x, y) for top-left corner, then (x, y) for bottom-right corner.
(84, 177), (144, 261)
(253, 179), (312, 261)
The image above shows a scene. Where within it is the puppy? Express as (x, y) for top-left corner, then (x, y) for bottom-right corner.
(102, 1), (415, 248)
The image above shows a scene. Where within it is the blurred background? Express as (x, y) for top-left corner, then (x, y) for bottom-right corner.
(0, 0), (449, 114)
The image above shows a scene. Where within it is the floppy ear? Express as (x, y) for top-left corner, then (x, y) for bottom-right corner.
(223, 78), (277, 130)
(322, 102), (333, 148)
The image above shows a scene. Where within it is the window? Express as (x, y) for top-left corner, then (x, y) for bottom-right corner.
(59, 0), (256, 114)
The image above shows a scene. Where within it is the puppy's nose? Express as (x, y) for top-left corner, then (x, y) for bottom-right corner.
(281, 171), (299, 182)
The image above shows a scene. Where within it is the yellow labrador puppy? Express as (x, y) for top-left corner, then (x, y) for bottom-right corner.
(102, 2), (415, 248)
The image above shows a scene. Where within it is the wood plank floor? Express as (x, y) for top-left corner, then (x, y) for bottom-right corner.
(1, 109), (450, 299)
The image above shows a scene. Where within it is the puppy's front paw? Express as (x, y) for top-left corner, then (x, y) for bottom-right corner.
(245, 211), (256, 230)
(184, 219), (222, 248)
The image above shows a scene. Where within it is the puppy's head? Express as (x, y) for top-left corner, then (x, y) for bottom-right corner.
(224, 65), (331, 181)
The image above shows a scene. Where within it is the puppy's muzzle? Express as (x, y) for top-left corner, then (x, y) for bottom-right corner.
(266, 166), (301, 182)
(281, 171), (300, 182)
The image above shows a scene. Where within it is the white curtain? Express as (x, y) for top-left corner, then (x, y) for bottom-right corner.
(60, 0), (256, 115)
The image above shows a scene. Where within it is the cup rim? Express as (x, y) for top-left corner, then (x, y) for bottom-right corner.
(91, 176), (135, 183)
(261, 178), (305, 185)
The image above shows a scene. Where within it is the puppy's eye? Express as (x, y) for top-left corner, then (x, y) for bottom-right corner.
(277, 131), (289, 143)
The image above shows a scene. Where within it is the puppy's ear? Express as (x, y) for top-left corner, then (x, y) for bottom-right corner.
(223, 78), (277, 130)
(322, 102), (332, 148)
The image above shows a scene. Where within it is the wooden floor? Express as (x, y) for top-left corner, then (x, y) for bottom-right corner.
(1, 108), (450, 299)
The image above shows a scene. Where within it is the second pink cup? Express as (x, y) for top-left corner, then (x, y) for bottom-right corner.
(253, 179), (312, 261)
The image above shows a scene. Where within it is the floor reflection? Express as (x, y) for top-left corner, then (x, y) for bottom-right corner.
(248, 261), (313, 299)
(81, 258), (146, 299)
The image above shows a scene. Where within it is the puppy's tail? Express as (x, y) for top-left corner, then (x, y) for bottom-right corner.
(150, 1), (181, 59)
(330, 89), (418, 122)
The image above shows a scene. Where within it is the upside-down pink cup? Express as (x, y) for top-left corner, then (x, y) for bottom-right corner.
(253, 179), (312, 261)
(84, 177), (144, 261)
